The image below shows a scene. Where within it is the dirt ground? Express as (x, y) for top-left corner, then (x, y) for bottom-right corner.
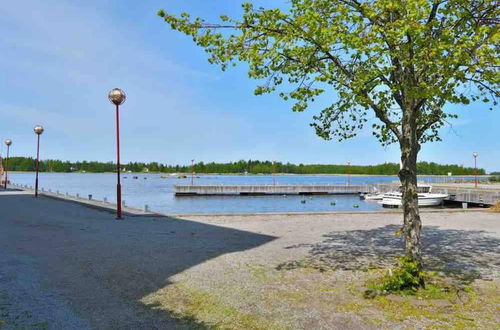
(1, 189), (499, 329)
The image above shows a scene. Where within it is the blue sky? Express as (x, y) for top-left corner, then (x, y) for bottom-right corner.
(0, 0), (498, 172)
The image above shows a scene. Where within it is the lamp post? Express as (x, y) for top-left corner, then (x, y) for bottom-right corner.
(33, 125), (44, 197)
(4, 139), (12, 189)
(108, 88), (126, 219)
(272, 161), (277, 185)
(191, 159), (195, 186)
(473, 152), (478, 188)
(346, 161), (351, 186)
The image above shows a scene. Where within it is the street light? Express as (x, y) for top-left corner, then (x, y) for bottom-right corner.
(346, 161), (351, 186)
(108, 88), (126, 219)
(33, 125), (44, 197)
(272, 161), (276, 185)
(4, 139), (12, 189)
(191, 159), (195, 186)
(473, 152), (479, 188)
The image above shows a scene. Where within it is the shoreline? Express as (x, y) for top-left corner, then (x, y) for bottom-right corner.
(8, 183), (488, 218)
(8, 171), (492, 177)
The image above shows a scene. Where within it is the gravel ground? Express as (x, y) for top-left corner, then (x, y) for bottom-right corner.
(1, 189), (499, 329)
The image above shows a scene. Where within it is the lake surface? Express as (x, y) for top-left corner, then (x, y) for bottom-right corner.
(9, 173), (468, 214)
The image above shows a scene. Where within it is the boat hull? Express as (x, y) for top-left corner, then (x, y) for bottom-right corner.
(360, 193), (385, 201)
(380, 193), (448, 207)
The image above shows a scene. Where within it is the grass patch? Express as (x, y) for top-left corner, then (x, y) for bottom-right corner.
(142, 282), (288, 330)
(364, 259), (480, 300)
(142, 262), (499, 329)
(345, 270), (500, 329)
(341, 281), (499, 328)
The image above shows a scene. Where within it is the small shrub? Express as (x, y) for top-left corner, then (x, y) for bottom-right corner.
(489, 201), (500, 213)
(365, 256), (425, 297)
(379, 256), (424, 292)
(489, 176), (500, 183)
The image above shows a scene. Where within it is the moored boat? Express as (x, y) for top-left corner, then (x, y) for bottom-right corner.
(360, 193), (385, 200)
(379, 185), (448, 207)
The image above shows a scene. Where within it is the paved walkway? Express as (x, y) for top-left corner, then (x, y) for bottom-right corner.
(1, 189), (499, 329)
(0, 190), (275, 329)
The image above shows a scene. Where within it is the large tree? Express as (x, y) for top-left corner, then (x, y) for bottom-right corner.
(158, 0), (499, 283)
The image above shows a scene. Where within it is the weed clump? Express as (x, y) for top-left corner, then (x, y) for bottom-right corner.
(489, 201), (500, 213)
(365, 256), (425, 298)
(380, 256), (424, 291)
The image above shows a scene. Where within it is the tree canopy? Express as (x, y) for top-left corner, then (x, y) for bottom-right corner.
(159, 0), (498, 145)
(158, 0), (498, 284)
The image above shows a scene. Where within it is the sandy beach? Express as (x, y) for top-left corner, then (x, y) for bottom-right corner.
(1, 188), (499, 329)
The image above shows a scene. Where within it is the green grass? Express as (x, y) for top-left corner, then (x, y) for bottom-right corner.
(142, 282), (289, 330)
(141, 264), (499, 330)
(343, 272), (499, 329)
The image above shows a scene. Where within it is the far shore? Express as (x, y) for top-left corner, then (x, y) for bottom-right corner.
(7, 171), (493, 177)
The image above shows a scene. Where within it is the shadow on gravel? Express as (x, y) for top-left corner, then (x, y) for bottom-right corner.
(0, 193), (276, 329)
(279, 224), (500, 280)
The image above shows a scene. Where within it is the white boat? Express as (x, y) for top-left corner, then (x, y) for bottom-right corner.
(380, 185), (448, 207)
(360, 187), (385, 200)
(380, 192), (449, 207)
(360, 193), (385, 200)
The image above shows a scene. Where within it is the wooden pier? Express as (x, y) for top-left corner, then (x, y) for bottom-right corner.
(174, 185), (371, 196)
(176, 183), (500, 206)
(432, 184), (500, 206)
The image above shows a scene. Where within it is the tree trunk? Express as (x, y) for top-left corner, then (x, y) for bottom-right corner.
(398, 112), (425, 287)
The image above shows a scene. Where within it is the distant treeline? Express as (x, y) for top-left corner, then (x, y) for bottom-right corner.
(2, 157), (487, 175)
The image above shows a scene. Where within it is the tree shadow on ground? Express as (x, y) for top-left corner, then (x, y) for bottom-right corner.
(0, 193), (276, 329)
(280, 224), (500, 280)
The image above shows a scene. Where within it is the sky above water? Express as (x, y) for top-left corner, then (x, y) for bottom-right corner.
(0, 0), (498, 172)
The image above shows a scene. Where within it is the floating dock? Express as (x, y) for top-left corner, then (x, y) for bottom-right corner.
(174, 185), (371, 196)
(175, 183), (500, 206)
(431, 185), (499, 206)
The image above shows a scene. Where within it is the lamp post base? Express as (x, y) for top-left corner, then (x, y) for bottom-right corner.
(116, 183), (122, 219)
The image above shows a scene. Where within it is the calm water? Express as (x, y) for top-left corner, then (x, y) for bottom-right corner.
(8, 173), (468, 214)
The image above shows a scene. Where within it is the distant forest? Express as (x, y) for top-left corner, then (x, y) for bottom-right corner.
(2, 157), (487, 175)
